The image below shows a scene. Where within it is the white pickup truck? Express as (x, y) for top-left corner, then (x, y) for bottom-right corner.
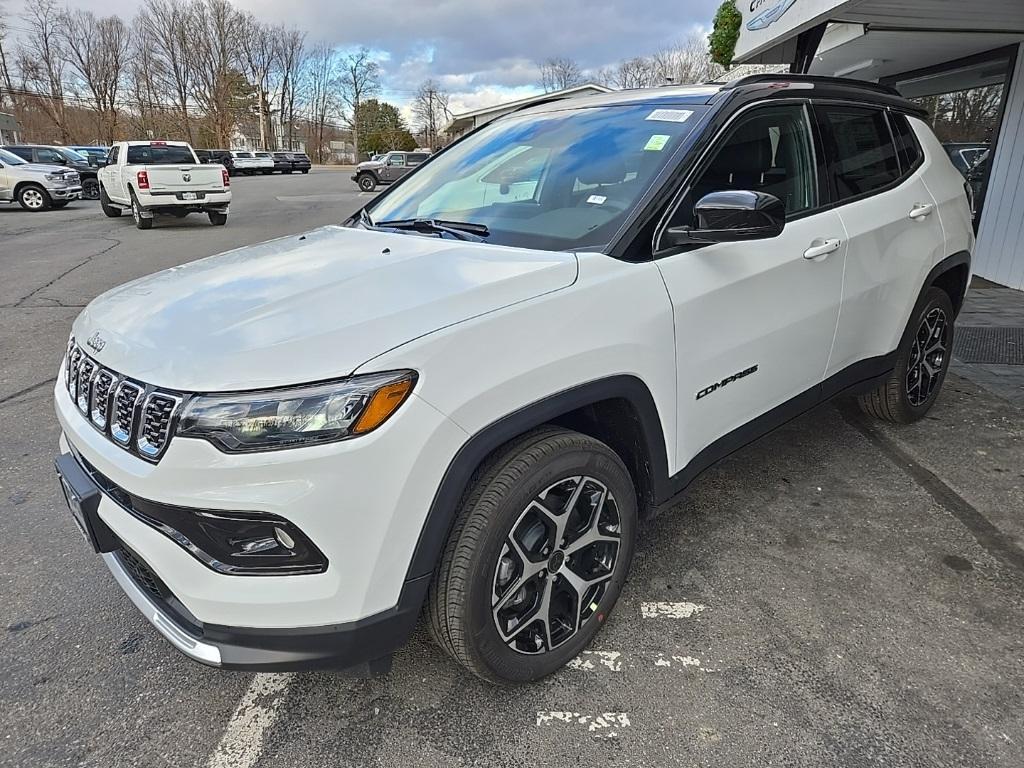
(98, 141), (231, 229)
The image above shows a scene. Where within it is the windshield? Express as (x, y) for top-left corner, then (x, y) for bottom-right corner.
(366, 103), (708, 251)
(126, 144), (197, 164)
(0, 148), (27, 165)
(59, 147), (88, 163)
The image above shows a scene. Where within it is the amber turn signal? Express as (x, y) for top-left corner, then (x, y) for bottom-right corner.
(352, 376), (416, 434)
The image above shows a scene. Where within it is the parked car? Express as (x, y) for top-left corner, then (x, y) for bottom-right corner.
(943, 142), (989, 176)
(3, 144), (99, 200)
(272, 151), (311, 174)
(97, 140), (231, 229)
(251, 151), (275, 175)
(0, 147), (82, 210)
(228, 150), (261, 175)
(66, 145), (110, 162)
(54, 75), (973, 683)
(352, 150), (430, 191)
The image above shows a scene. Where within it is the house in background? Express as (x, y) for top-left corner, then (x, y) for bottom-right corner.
(446, 83), (613, 140)
(0, 112), (21, 144)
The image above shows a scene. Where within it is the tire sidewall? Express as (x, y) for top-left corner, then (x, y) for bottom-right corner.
(358, 174), (375, 191)
(462, 443), (637, 683)
(894, 287), (955, 418)
(18, 184), (48, 211)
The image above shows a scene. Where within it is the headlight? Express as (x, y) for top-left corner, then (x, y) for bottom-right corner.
(44, 173), (63, 182)
(177, 370), (416, 452)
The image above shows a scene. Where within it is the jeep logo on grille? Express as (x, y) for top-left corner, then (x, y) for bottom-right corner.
(86, 331), (106, 353)
(182, 172), (191, 182)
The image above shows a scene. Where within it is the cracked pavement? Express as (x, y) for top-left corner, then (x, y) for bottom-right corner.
(1, 172), (1023, 767)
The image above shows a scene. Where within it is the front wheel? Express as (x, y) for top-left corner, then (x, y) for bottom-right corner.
(857, 286), (955, 423)
(300, 168), (309, 174)
(357, 173), (376, 192)
(427, 427), (637, 684)
(208, 211), (227, 226)
(82, 178), (99, 200)
(99, 184), (121, 217)
(17, 184), (51, 212)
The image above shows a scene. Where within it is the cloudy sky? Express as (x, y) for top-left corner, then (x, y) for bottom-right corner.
(5, 0), (722, 115)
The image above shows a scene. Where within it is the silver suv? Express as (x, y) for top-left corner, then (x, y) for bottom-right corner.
(352, 151), (430, 192)
(0, 147), (83, 211)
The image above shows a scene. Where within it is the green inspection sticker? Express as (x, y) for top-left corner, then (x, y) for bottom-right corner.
(644, 134), (670, 151)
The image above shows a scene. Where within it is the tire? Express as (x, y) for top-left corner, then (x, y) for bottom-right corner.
(857, 286), (955, 423)
(99, 185), (121, 217)
(300, 168), (309, 174)
(17, 184), (50, 212)
(283, 169), (293, 174)
(427, 427), (637, 684)
(82, 178), (100, 200)
(357, 173), (376, 192)
(208, 211), (227, 226)
(130, 191), (152, 230)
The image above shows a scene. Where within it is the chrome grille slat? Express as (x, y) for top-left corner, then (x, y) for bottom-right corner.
(64, 338), (181, 462)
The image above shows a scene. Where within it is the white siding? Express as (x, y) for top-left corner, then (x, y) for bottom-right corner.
(975, 44), (1024, 290)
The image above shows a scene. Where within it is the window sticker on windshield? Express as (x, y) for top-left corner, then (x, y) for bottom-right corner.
(646, 109), (693, 123)
(644, 134), (670, 152)
(586, 194), (607, 205)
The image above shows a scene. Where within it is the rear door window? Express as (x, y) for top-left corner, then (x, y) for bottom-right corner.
(817, 105), (901, 201)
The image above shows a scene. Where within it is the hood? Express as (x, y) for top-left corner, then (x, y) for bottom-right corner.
(19, 162), (75, 176)
(73, 226), (578, 391)
(357, 160), (383, 170)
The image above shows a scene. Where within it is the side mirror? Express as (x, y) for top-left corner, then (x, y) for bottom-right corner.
(664, 190), (786, 246)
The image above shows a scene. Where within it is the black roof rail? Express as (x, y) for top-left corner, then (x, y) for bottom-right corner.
(723, 73), (902, 97)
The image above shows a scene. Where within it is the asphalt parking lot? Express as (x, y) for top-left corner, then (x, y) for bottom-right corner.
(2, 170), (1023, 767)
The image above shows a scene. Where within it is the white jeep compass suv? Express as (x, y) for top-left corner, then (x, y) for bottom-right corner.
(54, 75), (973, 683)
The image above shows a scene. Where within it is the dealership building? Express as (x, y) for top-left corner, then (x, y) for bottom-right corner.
(734, 0), (1024, 290)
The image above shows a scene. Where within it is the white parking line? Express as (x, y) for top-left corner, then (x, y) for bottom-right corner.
(567, 650), (623, 672)
(536, 711), (631, 738)
(640, 601), (706, 618)
(207, 673), (292, 768)
(654, 653), (701, 668)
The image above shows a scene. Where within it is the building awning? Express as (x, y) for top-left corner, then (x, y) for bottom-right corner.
(736, 0), (1024, 82)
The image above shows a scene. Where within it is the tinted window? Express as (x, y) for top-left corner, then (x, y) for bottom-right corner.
(8, 147), (33, 161)
(820, 106), (900, 200)
(386, 154), (406, 166)
(35, 148), (65, 164)
(407, 153), (429, 164)
(126, 144), (196, 164)
(0, 148), (27, 165)
(890, 113), (923, 173)
(108, 145), (119, 165)
(667, 104), (818, 231)
(367, 103), (709, 252)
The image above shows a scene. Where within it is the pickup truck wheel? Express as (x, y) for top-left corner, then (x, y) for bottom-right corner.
(857, 287), (954, 423)
(17, 184), (51, 212)
(130, 192), (152, 230)
(357, 173), (376, 192)
(208, 211), (228, 226)
(99, 185), (121, 217)
(427, 427), (637, 684)
(82, 178), (99, 200)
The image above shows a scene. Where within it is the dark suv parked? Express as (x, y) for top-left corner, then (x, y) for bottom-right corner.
(272, 151), (311, 174)
(3, 145), (99, 199)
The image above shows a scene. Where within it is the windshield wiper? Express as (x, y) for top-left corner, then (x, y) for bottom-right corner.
(374, 218), (489, 242)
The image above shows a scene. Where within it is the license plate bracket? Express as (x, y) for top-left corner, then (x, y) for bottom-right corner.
(54, 454), (119, 554)
(181, 192), (198, 201)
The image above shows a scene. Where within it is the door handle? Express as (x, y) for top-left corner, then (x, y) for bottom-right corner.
(803, 238), (842, 261)
(909, 203), (935, 220)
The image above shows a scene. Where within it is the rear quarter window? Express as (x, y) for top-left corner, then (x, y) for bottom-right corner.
(818, 105), (901, 202)
(889, 113), (924, 174)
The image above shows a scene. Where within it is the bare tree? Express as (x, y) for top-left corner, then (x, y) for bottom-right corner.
(189, 0), (245, 148)
(138, 0), (195, 142)
(539, 56), (582, 92)
(338, 47), (380, 161)
(303, 42), (339, 162)
(412, 79), (451, 150)
(237, 12), (277, 149)
(611, 56), (660, 89)
(273, 27), (305, 150)
(0, 2), (15, 109)
(58, 10), (131, 143)
(651, 34), (722, 86)
(16, 0), (69, 141)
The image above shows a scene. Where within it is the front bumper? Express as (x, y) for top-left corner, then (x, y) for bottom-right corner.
(54, 377), (465, 669)
(50, 185), (83, 200)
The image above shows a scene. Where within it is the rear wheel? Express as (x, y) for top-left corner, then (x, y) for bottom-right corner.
(99, 185), (121, 217)
(17, 184), (50, 212)
(130, 191), (152, 230)
(857, 286), (954, 423)
(208, 211), (228, 226)
(427, 427), (637, 684)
